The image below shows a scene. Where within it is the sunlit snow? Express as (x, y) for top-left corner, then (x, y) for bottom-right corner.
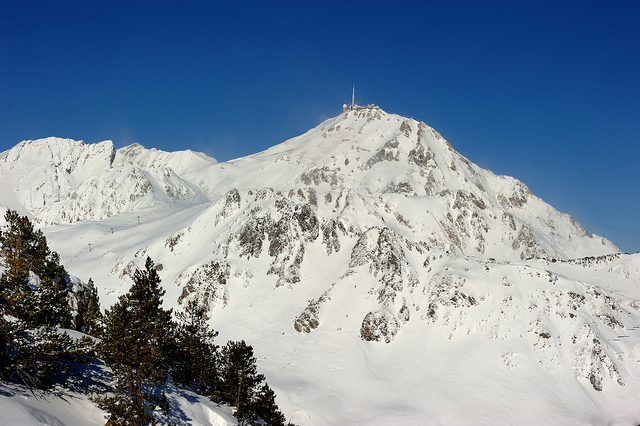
(1, 106), (638, 425)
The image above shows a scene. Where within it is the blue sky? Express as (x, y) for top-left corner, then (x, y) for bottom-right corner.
(1, 0), (638, 253)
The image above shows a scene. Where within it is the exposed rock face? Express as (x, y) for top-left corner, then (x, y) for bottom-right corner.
(363, 139), (401, 170)
(216, 188), (241, 224)
(512, 225), (545, 259)
(301, 167), (340, 187)
(571, 324), (624, 391)
(176, 260), (230, 315)
(360, 310), (400, 343)
(349, 227), (415, 307)
(294, 290), (331, 334)
(424, 273), (477, 323)
(321, 219), (342, 255)
(294, 300), (321, 333)
(265, 200), (319, 287)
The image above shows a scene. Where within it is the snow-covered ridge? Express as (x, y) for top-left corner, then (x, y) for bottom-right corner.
(1, 106), (637, 424)
(114, 142), (217, 180)
(0, 137), (214, 224)
(0, 110), (619, 262)
(188, 106), (616, 261)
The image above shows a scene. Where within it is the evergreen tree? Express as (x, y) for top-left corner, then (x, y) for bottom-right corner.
(1, 321), (88, 389)
(253, 383), (287, 426)
(82, 278), (104, 337)
(172, 298), (219, 394)
(0, 258), (32, 321)
(31, 275), (72, 327)
(0, 210), (67, 287)
(97, 257), (175, 425)
(0, 209), (86, 390)
(217, 340), (265, 423)
(0, 209), (70, 327)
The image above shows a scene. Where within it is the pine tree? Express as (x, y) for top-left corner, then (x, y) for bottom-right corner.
(1, 322), (87, 389)
(253, 383), (287, 426)
(0, 210), (67, 286)
(0, 210), (85, 389)
(32, 275), (72, 327)
(0, 258), (32, 321)
(97, 257), (175, 425)
(82, 278), (104, 337)
(0, 209), (70, 327)
(172, 298), (219, 394)
(217, 340), (265, 423)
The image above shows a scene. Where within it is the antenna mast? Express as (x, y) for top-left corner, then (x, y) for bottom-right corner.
(352, 84), (355, 107)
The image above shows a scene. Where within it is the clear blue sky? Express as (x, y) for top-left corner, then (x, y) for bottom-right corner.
(1, 0), (638, 253)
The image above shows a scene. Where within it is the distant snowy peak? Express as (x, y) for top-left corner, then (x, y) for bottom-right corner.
(2, 137), (116, 175)
(0, 137), (213, 224)
(3, 111), (635, 424)
(114, 142), (217, 176)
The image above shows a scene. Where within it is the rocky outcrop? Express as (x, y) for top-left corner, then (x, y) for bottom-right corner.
(293, 290), (331, 334)
(360, 310), (400, 343)
(349, 227), (413, 306)
(363, 139), (401, 170)
(176, 260), (231, 316)
(301, 167), (340, 187)
(571, 324), (624, 391)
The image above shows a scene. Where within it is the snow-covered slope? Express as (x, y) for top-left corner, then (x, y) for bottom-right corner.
(0, 356), (238, 426)
(1, 105), (638, 424)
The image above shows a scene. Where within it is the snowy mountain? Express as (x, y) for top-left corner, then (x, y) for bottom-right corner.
(1, 105), (638, 424)
(0, 137), (213, 224)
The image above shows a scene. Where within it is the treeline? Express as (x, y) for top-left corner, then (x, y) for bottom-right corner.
(0, 210), (290, 425)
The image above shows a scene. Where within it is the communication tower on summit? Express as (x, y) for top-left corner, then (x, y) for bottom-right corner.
(344, 84), (356, 113)
(352, 84), (355, 107)
(343, 84), (360, 112)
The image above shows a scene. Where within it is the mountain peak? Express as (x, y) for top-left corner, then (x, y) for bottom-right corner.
(0, 111), (618, 261)
(192, 108), (615, 261)
(1, 115), (637, 424)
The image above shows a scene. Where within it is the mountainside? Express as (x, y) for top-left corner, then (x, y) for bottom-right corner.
(1, 105), (638, 424)
(0, 106), (617, 260)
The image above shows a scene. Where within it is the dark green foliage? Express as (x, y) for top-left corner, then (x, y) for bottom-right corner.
(0, 209), (70, 327)
(217, 340), (265, 422)
(0, 262), (31, 320)
(216, 340), (287, 425)
(97, 257), (175, 425)
(0, 319), (90, 389)
(0, 317), (7, 374)
(96, 392), (151, 426)
(172, 298), (219, 394)
(0, 210), (67, 287)
(253, 383), (288, 426)
(76, 277), (104, 337)
(0, 210), (89, 390)
(30, 275), (71, 327)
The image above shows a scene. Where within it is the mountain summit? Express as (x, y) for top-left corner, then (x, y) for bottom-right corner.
(1, 106), (638, 424)
(0, 105), (617, 260)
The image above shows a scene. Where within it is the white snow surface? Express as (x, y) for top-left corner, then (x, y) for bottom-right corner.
(1, 105), (638, 424)
(0, 353), (238, 426)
